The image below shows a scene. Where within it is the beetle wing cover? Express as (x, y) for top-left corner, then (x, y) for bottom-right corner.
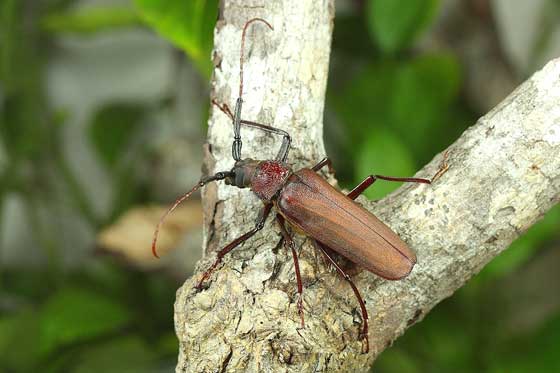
(277, 169), (416, 280)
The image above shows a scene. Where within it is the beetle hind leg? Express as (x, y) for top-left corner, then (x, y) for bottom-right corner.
(313, 240), (370, 354)
(348, 174), (431, 200)
(276, 215), (305, 327)
(311, 157), (335, 174)
(348, 151), (450, 199)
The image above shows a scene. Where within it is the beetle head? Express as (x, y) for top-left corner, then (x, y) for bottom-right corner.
(226, 159), (260, 188)
(227, 159), (292, 202)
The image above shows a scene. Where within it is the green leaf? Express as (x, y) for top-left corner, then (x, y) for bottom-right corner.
(367, 0), (440, 54)
(355, 129), (416, 200)
(41, 7), (140, 35)
(134, 0), (218, 77)
(39, 287), (131, 356)
(88, 103), (145, 169)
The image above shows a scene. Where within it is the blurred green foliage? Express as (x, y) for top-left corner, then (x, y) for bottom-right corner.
(41, 7), (140, 35)
(89, 103), (150, 221)
(134, 0), (219, 77)
(332, 53), (464, 199)
(39, 287), (131, 356)
(0, 259), (177, 372)
(89, 104), (146, 169)
(367, 0), (440, 54)
(0, 0), (559, 372)
(0, 1), (175, 371)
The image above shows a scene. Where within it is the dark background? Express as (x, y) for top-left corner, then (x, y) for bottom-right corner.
(1, 0), (559, 372)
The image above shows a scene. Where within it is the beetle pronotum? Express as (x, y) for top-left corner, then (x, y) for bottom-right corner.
(152, 18), (449, 354)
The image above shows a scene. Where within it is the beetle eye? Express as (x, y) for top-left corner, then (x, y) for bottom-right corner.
(225, 170), (235, 186)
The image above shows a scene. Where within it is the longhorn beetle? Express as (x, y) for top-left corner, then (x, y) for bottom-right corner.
(152, 18), (449, 354)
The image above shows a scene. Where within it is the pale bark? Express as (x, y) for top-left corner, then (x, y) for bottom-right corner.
(175, 1), (560, 371)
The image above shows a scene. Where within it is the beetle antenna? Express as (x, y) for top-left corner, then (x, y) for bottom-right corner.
(232, 18), (273, 161)
(152, 171), (233, 258)
(239, 18), (273, 99)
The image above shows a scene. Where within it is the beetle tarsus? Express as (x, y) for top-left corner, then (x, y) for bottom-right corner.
(347, 174), (431, 200)
(430, 149), (450, 183)
(297, 294), (305, 328)
(361, 333), (370, 354)
(211, 99), (234, 120)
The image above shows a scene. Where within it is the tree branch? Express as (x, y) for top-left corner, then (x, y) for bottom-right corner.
(175, 1), (560, 371)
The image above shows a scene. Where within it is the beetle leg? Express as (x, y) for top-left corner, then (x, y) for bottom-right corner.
(321, 245), (361, 277)
(236, 119), (291, 162)
(196, 203), (273, 289)
(348, 151), (450, 199)
(347, 175), (430, 200)
(211, 98), (291, 163)
(313, 240), (370, 354)
(276, 215), (305, 328)
(311, 157), (335, 174)
(211, 99), (234, 120)
(430, 150), (450, 183)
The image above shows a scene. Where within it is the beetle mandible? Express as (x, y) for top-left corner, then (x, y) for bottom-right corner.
(152, 18), (449, 354)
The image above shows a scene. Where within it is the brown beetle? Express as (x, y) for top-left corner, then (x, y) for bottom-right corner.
(152, 18), (448, 353)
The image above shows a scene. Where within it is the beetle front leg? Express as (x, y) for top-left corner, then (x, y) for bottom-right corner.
(196, 203), (273, 289)
(276, 215), (305, 328)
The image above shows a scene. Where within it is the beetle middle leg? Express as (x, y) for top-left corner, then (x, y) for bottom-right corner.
(276, 215), (305, 327)
(196, 203), (273, 289)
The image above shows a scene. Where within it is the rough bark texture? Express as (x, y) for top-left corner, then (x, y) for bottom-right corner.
(175, 1), (560, 371)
